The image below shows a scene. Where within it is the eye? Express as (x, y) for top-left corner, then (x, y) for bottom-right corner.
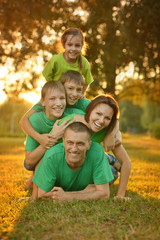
(77, 88), (82, 92)
(96, 112), (101, 116)
(78, 142), (84, 146)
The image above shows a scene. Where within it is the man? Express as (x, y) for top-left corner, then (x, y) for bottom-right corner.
(33, 122), (114, 201)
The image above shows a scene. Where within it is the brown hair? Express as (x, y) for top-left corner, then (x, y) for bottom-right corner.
(85, 94), (119, 133)
(59, 28), (87, 71)
(41, 81), (65, 100)
(60, 70), (85, 86)
(64, 122), (92, 139)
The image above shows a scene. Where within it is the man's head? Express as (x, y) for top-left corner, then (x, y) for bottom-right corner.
(60, 70), (85, 105)
(63, 122), (91, 170)
(41, 81), (66, 120)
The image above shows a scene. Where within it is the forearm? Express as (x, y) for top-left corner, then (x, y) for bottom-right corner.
(112, 145), (131, 197)
(25, 145), (46, 167)
(64, 189), (109, 201)
(116, 160), (131, 197)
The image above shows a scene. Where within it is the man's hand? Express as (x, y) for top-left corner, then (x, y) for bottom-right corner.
(51, 187), (70, 202)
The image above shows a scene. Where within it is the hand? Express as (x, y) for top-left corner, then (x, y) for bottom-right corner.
(51, 118), (73, 140)
(114, 196), (131, 201)
(38, 134), (57, 149)
(103, 133), (115, 152)
(51, 187), (69, 202)
(114, 130), (122, 147)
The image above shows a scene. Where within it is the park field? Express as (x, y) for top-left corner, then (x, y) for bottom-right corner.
(0, 135), (160, 240)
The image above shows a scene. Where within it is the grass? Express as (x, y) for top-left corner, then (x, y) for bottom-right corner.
(0, 135), (160, 240)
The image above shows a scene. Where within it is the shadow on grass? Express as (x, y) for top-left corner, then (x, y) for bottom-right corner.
(6, 187), (160, 240)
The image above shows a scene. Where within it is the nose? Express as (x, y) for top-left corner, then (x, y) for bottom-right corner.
(72, 89), (78, 97)
(55, 98), (62, 106)
(71, 144), (78, 152)
(99, 116), (104, 124)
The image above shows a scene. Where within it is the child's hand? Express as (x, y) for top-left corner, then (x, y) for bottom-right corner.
(51, 118), (74, 140)
(39, 134), (58, 149)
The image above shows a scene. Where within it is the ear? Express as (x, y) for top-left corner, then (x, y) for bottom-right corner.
(87, 140), (91, 150)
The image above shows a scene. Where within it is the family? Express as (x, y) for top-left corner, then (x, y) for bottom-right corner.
(20, 28), (131, 201)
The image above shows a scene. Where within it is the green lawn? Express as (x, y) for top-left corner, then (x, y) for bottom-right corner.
(0, 135), (160, 240)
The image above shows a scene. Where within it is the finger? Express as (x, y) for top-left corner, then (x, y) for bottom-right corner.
(61, 118), (72, 126)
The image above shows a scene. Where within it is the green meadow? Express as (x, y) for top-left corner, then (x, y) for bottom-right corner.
(0, 135), (160, 240)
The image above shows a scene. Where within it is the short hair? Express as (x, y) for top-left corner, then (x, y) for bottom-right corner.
(60, 70), (85, 86)
(41, 81), (65, 100)
(64, 122), (92, 139)
(85, 94), (119, 133)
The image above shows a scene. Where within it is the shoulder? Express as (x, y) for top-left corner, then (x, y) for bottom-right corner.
(29, 111), (43, 122)
(81, 55), (89, 64)
(44, 143), (65, 159)
(89, 142), (103, 152)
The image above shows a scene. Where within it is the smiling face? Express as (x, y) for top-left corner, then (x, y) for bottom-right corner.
(63, 81), (83, 105)
(41, 88), (66, 120)
(88, 103), (114, 132)
(63, 35), (83, 64)
(63, 129), (91, 170)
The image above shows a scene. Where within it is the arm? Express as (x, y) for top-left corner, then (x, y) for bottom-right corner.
(103, 120), (121, 152)
(20, 108), (60, 149)
(38, 183), (110, 201)
(25, 119), (71, 167)
(112, 144), (131, 199)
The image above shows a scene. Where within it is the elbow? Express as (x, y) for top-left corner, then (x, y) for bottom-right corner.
(19, 118), (23, 128)
(25, 157), (34, 168)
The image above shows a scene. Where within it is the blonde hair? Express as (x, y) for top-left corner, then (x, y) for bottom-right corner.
(41, 81), (65, 100)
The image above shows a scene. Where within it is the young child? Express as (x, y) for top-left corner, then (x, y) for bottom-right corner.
(42, 28), (94, 93)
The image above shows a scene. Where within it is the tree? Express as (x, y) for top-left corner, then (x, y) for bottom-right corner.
(1, 0), (160, 100)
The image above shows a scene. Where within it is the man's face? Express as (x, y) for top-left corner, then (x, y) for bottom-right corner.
(41, 88), (66, 120)
(64, 81), (83, 105)
(63, 129), (91, 170)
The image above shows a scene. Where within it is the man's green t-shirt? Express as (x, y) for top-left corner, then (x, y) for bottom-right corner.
(42, 52), (94, 84)
(33, 142), (113, 192)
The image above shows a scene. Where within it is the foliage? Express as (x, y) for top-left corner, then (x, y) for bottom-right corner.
(149, 121), (160, 139)
(141, 100), (160, 129)
(0, 100), (32, 136)
(0, 135), (160, 240)
(119, 100), (144, 133)
(1, 0), (160, 100)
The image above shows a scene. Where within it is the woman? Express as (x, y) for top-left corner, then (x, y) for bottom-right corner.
(84, 95), (131, 200)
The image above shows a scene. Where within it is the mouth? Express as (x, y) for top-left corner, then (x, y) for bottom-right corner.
(53, 107), (64, 112)
(94, 122), (102, 129)
(69, 97), (77, 103)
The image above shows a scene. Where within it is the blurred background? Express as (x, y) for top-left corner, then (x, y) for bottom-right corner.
(0, 0), (160, 138)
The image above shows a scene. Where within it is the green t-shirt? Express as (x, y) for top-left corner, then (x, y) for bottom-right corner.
(42, 52), (94, 84)
(33, 142), (113, 192)
(25, 108), (84, 151)
(32, 98), (90, 113)
(25, 111), (56, 151)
